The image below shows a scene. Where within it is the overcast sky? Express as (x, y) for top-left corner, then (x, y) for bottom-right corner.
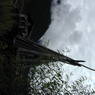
(42, 0), (95, 86)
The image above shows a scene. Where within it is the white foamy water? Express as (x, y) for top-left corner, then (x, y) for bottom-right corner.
(41, 0), (95, 86)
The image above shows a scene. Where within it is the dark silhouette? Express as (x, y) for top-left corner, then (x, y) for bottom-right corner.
(1, 1), (94, 95)
(10, 0), (52, 41)
(22, 0), (51, 41)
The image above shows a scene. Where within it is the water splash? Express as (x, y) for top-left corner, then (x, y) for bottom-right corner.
(42, 0), (95, 85)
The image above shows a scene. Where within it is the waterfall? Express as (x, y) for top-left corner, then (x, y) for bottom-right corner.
(41, 0), (95, 86)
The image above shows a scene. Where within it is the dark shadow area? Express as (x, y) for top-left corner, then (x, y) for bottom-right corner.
(0, 0), (52, 95)
(23, 0), (52, 41)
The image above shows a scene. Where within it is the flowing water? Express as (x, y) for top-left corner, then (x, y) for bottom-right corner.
(41, 0), (95, 86)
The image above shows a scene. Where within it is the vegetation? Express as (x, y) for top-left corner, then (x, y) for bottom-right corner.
(0, 0), (30, 95)
(29, 62), (95, 95)
(0, 0), (14, 32)
(0, 0), (95, 95)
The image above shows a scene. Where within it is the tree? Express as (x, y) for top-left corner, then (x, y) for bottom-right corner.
(29, 62), (95, 95)
(0, 0), (94, 95)
(0, 0), (30, 94)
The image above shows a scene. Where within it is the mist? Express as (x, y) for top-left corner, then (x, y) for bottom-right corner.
(41, 0), (95, 86)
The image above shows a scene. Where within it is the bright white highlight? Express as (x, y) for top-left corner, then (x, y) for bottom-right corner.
(42, 0), (95, 86)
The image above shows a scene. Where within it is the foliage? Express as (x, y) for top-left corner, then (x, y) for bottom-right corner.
(0, 1), (31, 94)
(0, 53), (31, 95)
(0, 0), (15, 32)
(0, 0), (95, 95)
(29, 62), (95, 95)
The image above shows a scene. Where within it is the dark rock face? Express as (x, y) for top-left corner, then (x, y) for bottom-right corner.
(23, 0), (52, 41)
